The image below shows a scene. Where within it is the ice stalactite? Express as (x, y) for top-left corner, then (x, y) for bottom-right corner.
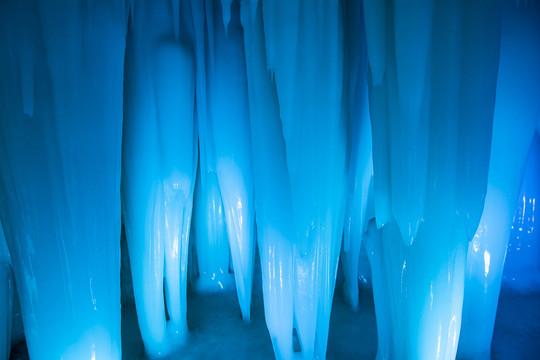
(241, 0), (347, 358)
(0, 1), (127, 359)
(122, 0), (196, 357)
(363, 0), (500, 359)
(340, 0), (374, 310)
(458, 1), (540, 359)
(192, 0), (255, 320)
(0, 224), (12, 360)
(503, 134), (540, 290)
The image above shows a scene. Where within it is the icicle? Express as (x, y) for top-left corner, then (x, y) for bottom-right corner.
(363, 0), (387, 86)
(220, 0), (233, 37)
(0, 223), (12, 360)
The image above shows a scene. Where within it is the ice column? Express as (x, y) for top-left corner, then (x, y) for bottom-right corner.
(340, 0), (374, 310)
(0, 1), (126, 359)
(241, 1), (348, 358)
(192, 0), (255, 319)
(122, 0), (196, 357)
(0, 224), (12, 360)
(363, 0), (500, 359)
(458, 1), (540, 358)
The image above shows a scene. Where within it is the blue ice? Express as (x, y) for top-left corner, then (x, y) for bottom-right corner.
(0, 1), (127, 359)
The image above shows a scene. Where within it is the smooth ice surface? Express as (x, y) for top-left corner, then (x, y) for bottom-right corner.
(197, 0), (255, 320)
(364, 0), (500, 358)
(0, 224), (12, 360)
(241, 0), (348, 358)
(503, 134), (540, 290)
(122, 0), (197, 356)
(0, 1), (126, 359)
(459, 1), (540, 358)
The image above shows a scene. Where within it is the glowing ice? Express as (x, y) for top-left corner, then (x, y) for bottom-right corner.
(363, 0), (500, 358)
(459, 1), (540, 358)
(192, 0), (255, 319)
(122, 0), (196, 356)
(0, 1), (127, 359)
(241, 0), (348, 358)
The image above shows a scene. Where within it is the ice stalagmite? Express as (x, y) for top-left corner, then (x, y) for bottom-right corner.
(193, 0), (255, 319)
(241, 1), (347, 358)
(363, 0), (500, 359)
(340, 0), (374, 310)
(0, 224), (12, 360)
(0, 1), (127, 359)
(122, 0), (196, 357)
(458, 1), (540, 358)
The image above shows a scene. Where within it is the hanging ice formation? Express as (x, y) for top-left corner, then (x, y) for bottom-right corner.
(0, 1), (127, 359)
(363, 0), (500, 358)
(503, 134), (540, 290)
(458, 1), (540, 358)
(241, 0), (348, 358)
(122, 0), (197, 357)
(191, 0), (256, 321)
(0, 224), (12, 360)
(340, 0), (374, 310)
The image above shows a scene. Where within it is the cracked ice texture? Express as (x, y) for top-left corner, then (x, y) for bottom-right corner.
(459, 1), (540, 359)
(363, 0), (500, 359)
(191, 0), (255, 319)
(241, 0), (348, 358)
(122, 0), (196, 357)
(0, 1), (127, 359)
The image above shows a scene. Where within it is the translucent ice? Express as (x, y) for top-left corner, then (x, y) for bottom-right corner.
(0, 1), (126, 359)
(340, 0), (373, 310)
(196, 0), (255, 320)
(459, 1), (540, 358)
(122, 0), (196, 356)
(364, 0), (500, 358)
(503, 134), (540, 290)
(241, 0), (348, 358)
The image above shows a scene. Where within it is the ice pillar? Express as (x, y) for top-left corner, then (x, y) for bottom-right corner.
(241, 1), (348, 358)
(458, 1), (540, 358)
(0, 1), (127, 359)
(363, 0), (500, 358)
(122, 0), (197, 357)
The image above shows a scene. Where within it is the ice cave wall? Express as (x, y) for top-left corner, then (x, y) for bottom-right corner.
(0, 0), (538, 360)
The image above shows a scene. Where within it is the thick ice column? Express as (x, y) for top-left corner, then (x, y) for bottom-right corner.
(241, 0), (348, 358)
(122, 0), (196, 357)
(202, 0), (255, 320)
(340, 0), (373, 310)
(364, 1), (500, 359)
(458, 2), (540, 358)
(0, 224), (12, 360)
(0, 1), (126, 359)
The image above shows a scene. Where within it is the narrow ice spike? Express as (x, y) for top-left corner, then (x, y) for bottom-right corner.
(206, 0), (255, 320)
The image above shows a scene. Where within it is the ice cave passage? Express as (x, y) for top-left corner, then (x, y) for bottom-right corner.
(0, 0), (539, 360)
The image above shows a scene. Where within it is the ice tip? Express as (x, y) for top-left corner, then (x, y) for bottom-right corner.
(221, 0), (233, 37)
